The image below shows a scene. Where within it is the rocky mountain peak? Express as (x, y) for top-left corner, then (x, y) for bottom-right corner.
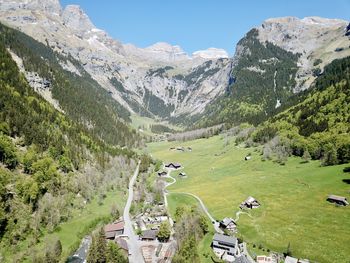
(140, 42), (190, 62)
(192, 48), (229, 59)
(258, 16), (348, 54)
(1, 0), (61, 14)
(62, 5), (95, 33)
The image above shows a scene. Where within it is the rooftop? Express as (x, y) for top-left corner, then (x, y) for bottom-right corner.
(213, 233), (237, 245)
(104, 220), (124, 232)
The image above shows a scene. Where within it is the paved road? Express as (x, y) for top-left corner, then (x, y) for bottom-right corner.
(163, 170), (223, 234)
(123, 161), (144, 263)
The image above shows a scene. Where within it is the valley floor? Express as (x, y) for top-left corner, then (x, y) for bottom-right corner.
(146, 135), (350, 263)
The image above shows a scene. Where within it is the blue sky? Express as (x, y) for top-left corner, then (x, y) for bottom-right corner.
(60, 0), (349, 55)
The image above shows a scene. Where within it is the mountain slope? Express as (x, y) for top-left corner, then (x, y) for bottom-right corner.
(194, 17), (350, 127)
(0, 35), (137, 261)
(252, 56), (350, 165)
(0, 22), (141, 147)
(0, 0), (232, 119)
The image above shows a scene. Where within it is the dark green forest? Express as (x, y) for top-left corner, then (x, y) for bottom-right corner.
(0, 23), (141, 148)
(194, 29), (302, 127)
(250, 56), (350, 165)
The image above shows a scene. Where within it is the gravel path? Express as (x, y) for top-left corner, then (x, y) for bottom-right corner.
(163, 170), (223, 234)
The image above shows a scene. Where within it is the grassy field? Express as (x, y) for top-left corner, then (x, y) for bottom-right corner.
(3, 189), (126, 262)
(130, 114), (182, 136)
(147, 135), (350, 263)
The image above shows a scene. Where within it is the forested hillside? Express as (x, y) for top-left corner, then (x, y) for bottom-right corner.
(0, 23), (141, 148)
(251, 56), (350, 165)
(0, 30), (137, 261)
(195, 29), (302, 127)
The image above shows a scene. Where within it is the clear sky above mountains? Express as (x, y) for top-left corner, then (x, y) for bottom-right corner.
(60, 0), (349, 55)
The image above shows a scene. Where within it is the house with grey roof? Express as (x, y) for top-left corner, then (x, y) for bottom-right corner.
(220, 217), (237, 232)
(240, 196), (260, 209)
(211, 233), (239, 257)
(326, 195), (349, 206)
(140, 229), (158, 241)
(165, 162), (181, 169)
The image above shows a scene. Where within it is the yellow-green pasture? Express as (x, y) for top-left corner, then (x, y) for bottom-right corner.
(147, 135), (350, 263)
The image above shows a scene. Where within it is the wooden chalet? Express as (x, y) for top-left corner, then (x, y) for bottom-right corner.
(327, 195), (349, 206)
(165, 162), (181, 169)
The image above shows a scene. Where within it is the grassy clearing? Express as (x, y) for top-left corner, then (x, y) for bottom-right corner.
(3, 190), (126, 262)
(147, 136), (350, 263)
(131, 114), (182, 136)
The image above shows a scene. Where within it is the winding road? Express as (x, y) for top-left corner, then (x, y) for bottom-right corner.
(163, 170), (223, 234)
(123, 161), (145, 263)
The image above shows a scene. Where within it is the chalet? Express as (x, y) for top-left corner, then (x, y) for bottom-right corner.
(165, 162), (181, 169)
(234, 255), (250, 263)
(219, 217), (237, 232)
(158, 171), (168, 176)
(104, 220), (124, 240)
(140, 229), (158, 241)
(240, 196), (260, 209)
(115, 237), (129, 255)
(326, 195), (349, 206)
(211, 233), (239, 257)
(179, 172), (187, 177)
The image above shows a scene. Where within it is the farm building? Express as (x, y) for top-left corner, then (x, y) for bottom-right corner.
(176, 146), (185, 151)
(244, 156), (251, 161)
(240, 196), (260, 209)
(211, 233), (239, 257)
(104, 220), (124, 240)
(165, 162), (181, 169)
(326, 195), (349, 206)
(140, 229), (158, 241)
(158, 171), (167, 176)
(219, 217), (237, 232)
(179, 172), (187, 177)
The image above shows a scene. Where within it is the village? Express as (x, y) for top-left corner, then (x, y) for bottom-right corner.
(96, 145), (348, 263)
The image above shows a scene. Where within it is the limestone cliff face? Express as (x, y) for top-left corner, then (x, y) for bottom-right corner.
(0, 0), (231, 118)
(256, 16), (350, 91)
(0, 1), (348, 120)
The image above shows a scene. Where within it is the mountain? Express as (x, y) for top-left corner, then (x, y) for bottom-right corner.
(0, 1), (349, 125)
(0, 30), (138, 261)
(0, 0), (232, 119)
(196, 16), (350, 127)
(0, 22), (141, 147)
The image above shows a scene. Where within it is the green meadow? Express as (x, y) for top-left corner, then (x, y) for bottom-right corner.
(147, 135), (350, 263)
(2, 190), (126, 262)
